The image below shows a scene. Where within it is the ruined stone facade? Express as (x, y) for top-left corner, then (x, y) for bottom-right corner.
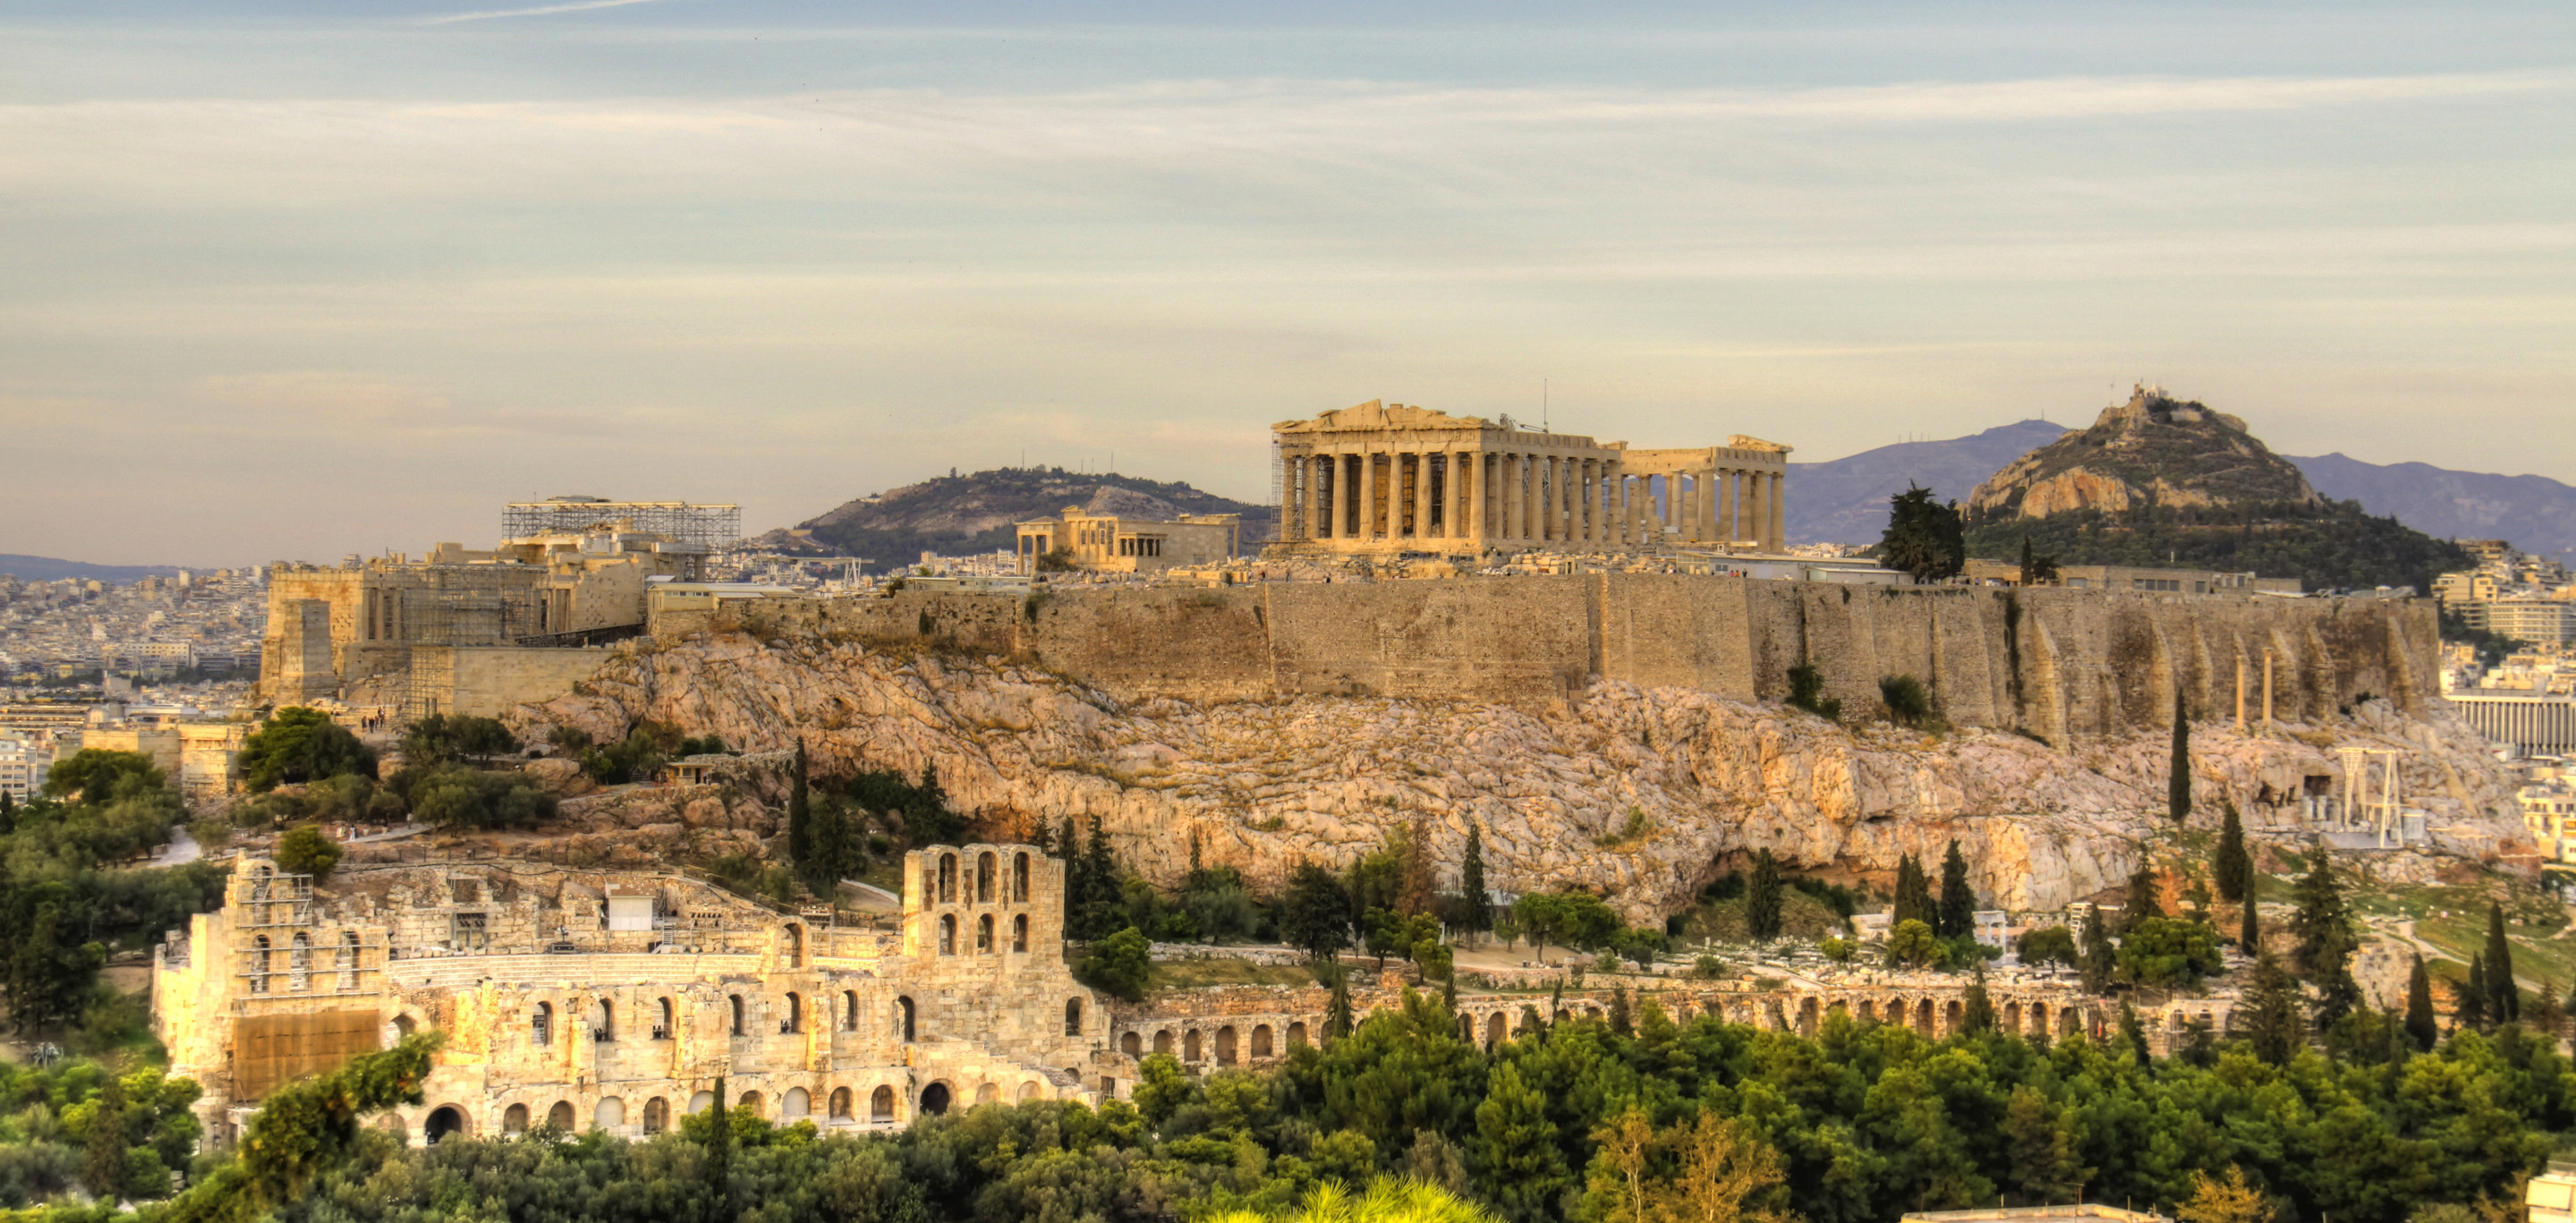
(1271, 400), (1791, 556)
(259, 531), (705, 712)
(155, 846), (1106, 1145)
(1013, 506), (1243, 576)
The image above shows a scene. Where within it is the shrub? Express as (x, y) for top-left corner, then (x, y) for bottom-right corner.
(239, 708), (377, 793)
(1786, 662), (1843, 720)
(2117, 916), (2223, 987)
(1690, 954), (1726, 980)
(1819, 936), (1856, 963)
(393, 765), (557, 831)
(2016, 924), (2079, 967)
(547, 726), (595, 753)
(1878, 675), (1934, 728)
(1076, 926), (1153, 1002)
(1886, 918), (1943, 968)
(273, 825), (344, 882)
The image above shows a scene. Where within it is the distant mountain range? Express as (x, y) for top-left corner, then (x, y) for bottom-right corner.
(0, 554), (195, 583)
(1791, 423), (2576, 562)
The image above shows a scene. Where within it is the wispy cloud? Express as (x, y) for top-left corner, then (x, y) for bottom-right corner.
(421, 0), (673, 26)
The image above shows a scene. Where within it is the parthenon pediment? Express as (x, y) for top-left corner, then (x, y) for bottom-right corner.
(1729, 434), (1792, 454)
(1272, 400), (1492, 434)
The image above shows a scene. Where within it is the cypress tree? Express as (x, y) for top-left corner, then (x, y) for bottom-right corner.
(1962, 964), (1995, 1033)
(1399, 811), (1438, 917)
(1746, 848), (1784, 940)
(2461, 955), (2490, 1031)
(1609, 984), (1632, 1036)
(2122, 862), (2161, 933)
(786, 739), (812, 875)
(2485, 903), (2520, 1023)
(2168, 687), (2192, 823)
(2116, 999), (2147, 1058)
(704, 1074), (732, 1198)
(1084, 813), (1118, 921)
(1893, 854), (1934, 928)
(1459, 823), (1489, 947)
(1937, 839), (1976, 938)
(1325, 973), (1354, 1044)
(2214, 804), (2249, 903)
(2404, 953), (2439, 1051)
(82, 1066), (126, 1202)
(2242, 952), (2303, 1066)
(2239, 894), (2261, 952)
(2291, 850), (2363, 1026)
(2079, 906), (2115, 993)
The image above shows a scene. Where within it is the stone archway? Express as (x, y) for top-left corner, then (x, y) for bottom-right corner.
(921, 1083), (952, 1116)
(425, 1105), (468, 1144)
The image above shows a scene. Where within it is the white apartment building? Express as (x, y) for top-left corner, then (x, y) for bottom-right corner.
(0, 735), (52, 802)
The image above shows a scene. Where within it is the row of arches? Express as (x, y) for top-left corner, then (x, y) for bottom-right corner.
(935, 912), (1031, 956)
(524, 990), (928, 1047)
(931, 851), (1036, 906)
(424, 1074), (1059, 1145)
(1118, 1021), (1305, 1065)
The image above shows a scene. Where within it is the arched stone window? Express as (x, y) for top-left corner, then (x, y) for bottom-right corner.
(290, 932), (310, 990)
(976, 914), (994, 954)
(786, 923), (804, 967)
(251, 936), (271, 993)
(1012, 914), (1029, 953)
(1121, 1032), (1142, 1056)
(1152, 1029), (1173, 1056)
(1288, 1022), (1307, 1047)
(1216, 1025), (1237, 1066)
(503, 1103), (531, 1134)
(938, 854), (957, 903)
(1064, 998), (1083, 1036)
(655, 997), (675, 1040)
(546, 1100), (574, 1130)
(690, 1091), (715, 1115)
(736, 1091), (762, 1116)
(642, 1097), (669, 1134)
(976, 853), (996, 904)
(784, 1088), (810, 1118)
(871, 1085), (896, 1121)
(594, 998), (615, 1041)
(339, 930), (360, 971)
(1018, 1082), (1041, 1103)
(1484, 1013), (1504, 1049)
(1014, 853), (1030, 903)
(829, 1087), (853, 1119)
(424, 1105), (465, 1144)
(975, 1082), (999, 1106)
(841, 990), (859, 1032)
(728, 995), (745, 1037)
(532, 1002), (553, 1046)
(939, 914), (956, 955)
(1251, 1024), (1272, 1058)
(896, 996), (916, 1042)
(920, 1083), (951, 1115)
(596, 1097), (625, 1128)
(1184, 1030), (1202, 1061)
(782, 992), (803, 1034)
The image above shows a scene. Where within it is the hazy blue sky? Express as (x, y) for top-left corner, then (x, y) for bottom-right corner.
(3, 2), (2569, 565)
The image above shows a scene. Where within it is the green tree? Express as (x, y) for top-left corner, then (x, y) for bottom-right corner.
(1745, 848), (1783, 940)
(2214, 804), (2251, 903)
(786, 739), (812, 880)
(2240, 951), (2303, 1066)
(2079, 905), (2115, 992)
(2014, 924), (2078, 967)
(1470, 1062), (1569, 1223)
(9, 899), (105, 1033)
(1887, 918), (1942, 969)
(1283, 862), (1353, 963)
(1892, 854), (1934, 929)
(2121, 862), (2162, 932)
(2404, 953), (2438, 1051)
(1961, 964), (1995, 1033)
(703, 1072), (731, 1201)
(2240, 893), (2261, 952)
(239, 708), (376, 793)
(2016, 535), (2061, 586)
(2483, 903), (2519, 1023)
(1936, 839), (1976, 938)
(2459, 955), (2489, 1031)
(1880, 483), (1966, 583)
(1325, 972), (1355, 1044)
(1075, 926), (1152, 1002)
(398, 714), (516, 766)
(2168, 687), (2192, 823)
(272, 825), (344, 883)
(1458, 823), (1489, 946)
(158, 1032), (438, 1223)
(2115, 916), (2223, 988)
(1786, 661), (1843, 720)
(2290, 851), (2363, 1026)
(82, 1061), (127, 1202)
(2001, 1083), (2087, 1204)
(43, 749), (166, 802)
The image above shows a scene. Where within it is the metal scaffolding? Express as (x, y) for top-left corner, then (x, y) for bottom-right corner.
(503, 497), (743, 548)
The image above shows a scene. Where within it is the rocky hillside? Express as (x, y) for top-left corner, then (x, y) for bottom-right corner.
(760, 468), (1275, 570)
(1790, 420), (2069, 545)
(512, 630), (2525, 921)
(1960, 387), (2470, 593)
(1968, 386), (2320, 521)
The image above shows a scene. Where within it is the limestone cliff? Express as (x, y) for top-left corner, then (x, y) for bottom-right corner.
(513, 632), (2525, 921)
(1968, 386), (2321, 522)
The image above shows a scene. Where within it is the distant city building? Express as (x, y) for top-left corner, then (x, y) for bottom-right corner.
(0, 735), (50, 802)
(2449, 692), (2576, 757)
(2487, 599), (2576, 647)
(101, 641), (198, 675)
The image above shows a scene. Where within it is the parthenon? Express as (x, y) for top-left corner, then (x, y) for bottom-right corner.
(1271, 400), (1790, 556)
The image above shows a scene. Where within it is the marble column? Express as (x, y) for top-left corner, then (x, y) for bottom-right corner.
(1501, 455), (1520, 541)
(1767, 471), (1786, 550)
(1715, 468), (1736, 542)
(1746, 471), (1767, 550)
(1357, 451), (1377, 539)
(1698, 468), (1720, 543)
(1581, 460), (1598, 545)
